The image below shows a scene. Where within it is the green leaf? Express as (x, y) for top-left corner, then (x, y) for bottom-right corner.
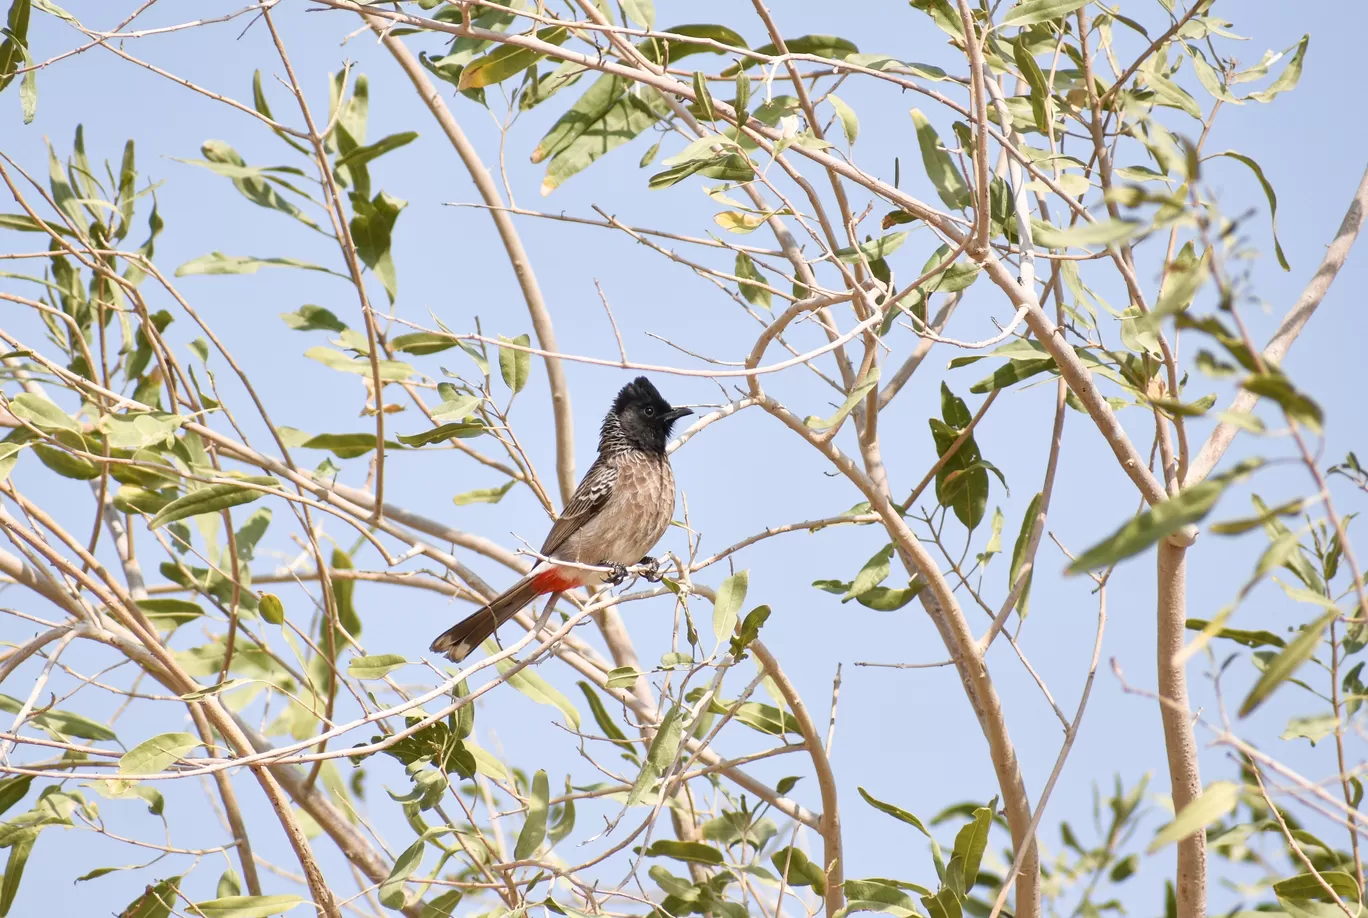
(858, 787), (931, 837)
(1273, 871), (1361, 903)
(1239, 610), (1336, 718)
(921, 888), (963, 918)
(0, 778), (31, 820)
(533, 73), (631, 163)
(379, 840), (424, 910)
(1144, 71), (1203, 119)
(646, 840), (725, 864)
(728, 34), (857, 73)
(606, 666), (643, 689)
(714, 699), (801, 736)
(806, 366), (879, 431)
(771, 846), (826, 888)
(0, 441), (21, 484)
(175, 252), (334, 277)
(350, 190), (406, 304)
(0, 213), (71, 235)
(1209, 497), (1307, 535)
(0, 0), (32, 96)
(577, 681), (635, 752)
(329, 547), (361, 639)
(119, 732), (202, 775)
(420, 890), (464, 918)
(390, 332), (457, 355)
(86, 777), (165, 815)
(147, 476), (277, 530)
(627, 704), (684, 806)
(1147, 781), (1240, 852)
(300, 433), (386, 459)
(8, 393), (78, 432)
(178, 680), (245, 702)
(729, 604), (771, 658)
(1153, 247), (1210, 317)
(1067, 461), (1261, 573)
(828, 93), (859, 145)
(515, 769), (550, 859)
(1002, 0), (1087, 27)
(649, 151), (754, 189)
(1185, 618), (1285, 649)
(1006, 493), (1039, 617)
(1013, 39), (1052, 134)
(117, 876), (182, 918)
(190, 896), (307, 918)
(833, 232), (907, 264)
(1242, 372), (1323, 434)
(499, 333), (532, 394)
(844, 544), (892, 602)
(347, 654), (408, 680)
(1211, 151), (1288, 271)
(0, 693), (116, 741)
(1031, 217), (1141, 249)
(216, 870), (241, 899)
(541, 90), (660, 193)
(621, 0), (654, 28)
(930, 384), (989, 530)
(854, 580), (924, 611)
(432, 392), (483, 419)
(332, 131), (419, 171)
(910, 109), (969, 209)
(459, 27), (568, 90)
(1189, 50), (1240, 104)
(281, 304), (346, 332)
(396, 422), (485, 447)
(1248, 35), (1308, 103)
(0, 829), (33, 917)
(948, 803), (993, 893)
(734, 70), (750, 120)
(841, 879), (922, 918)
(492, 652), (581, 729)
(98, 412), (184, 450)
(453, 480), (516, 505)
(305, 346), (413, 381)
(637, 23), (748, 66)
(32, 433), (100, 480)
(735, 251), (770, 308)
(549, 779), (576, 845)
(692, 71), (716, 122)
(713, 569), (749, 643)
(1282, 713), (1339, 745)
(189, 141), (320, 230)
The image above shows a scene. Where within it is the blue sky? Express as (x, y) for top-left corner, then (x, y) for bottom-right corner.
(3, 1), (1366, 915)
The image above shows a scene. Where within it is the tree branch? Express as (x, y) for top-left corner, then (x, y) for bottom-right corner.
(1188, 161), (1368, 485)
(366, 13), (576, 505)
(751, 640), (843, 917)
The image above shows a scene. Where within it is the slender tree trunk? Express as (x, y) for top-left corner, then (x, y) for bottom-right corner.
(1158, 541), (1204, 917)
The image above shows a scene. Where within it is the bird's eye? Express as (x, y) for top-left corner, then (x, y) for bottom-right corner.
(644, 406), (656, 417)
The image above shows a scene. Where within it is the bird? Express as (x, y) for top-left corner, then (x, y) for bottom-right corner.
(430, 376), (693, 662)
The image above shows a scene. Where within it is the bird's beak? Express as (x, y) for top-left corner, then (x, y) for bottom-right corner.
(663, 407), (694, 422)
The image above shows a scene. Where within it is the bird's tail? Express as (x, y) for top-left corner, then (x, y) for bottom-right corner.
(430, 567), (575, 662)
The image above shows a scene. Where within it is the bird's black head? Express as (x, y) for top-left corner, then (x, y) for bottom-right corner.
(602, 376), (692, 454)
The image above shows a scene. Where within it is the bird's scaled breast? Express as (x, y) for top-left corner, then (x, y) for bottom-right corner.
(566, 451), (675, 565)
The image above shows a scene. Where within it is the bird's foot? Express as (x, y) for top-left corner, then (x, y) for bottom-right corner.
(603, 562), (629, 586)
(638, 555), (664, 583)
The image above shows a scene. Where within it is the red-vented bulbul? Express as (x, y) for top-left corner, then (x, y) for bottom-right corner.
(430, 376), (692, 662)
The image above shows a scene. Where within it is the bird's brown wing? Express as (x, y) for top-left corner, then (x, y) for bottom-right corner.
(540, 454), (618, 557)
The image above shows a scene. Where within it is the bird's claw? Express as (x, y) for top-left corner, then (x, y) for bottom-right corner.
(603, 562), (629, 586)
(638, 556), (664, 583)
